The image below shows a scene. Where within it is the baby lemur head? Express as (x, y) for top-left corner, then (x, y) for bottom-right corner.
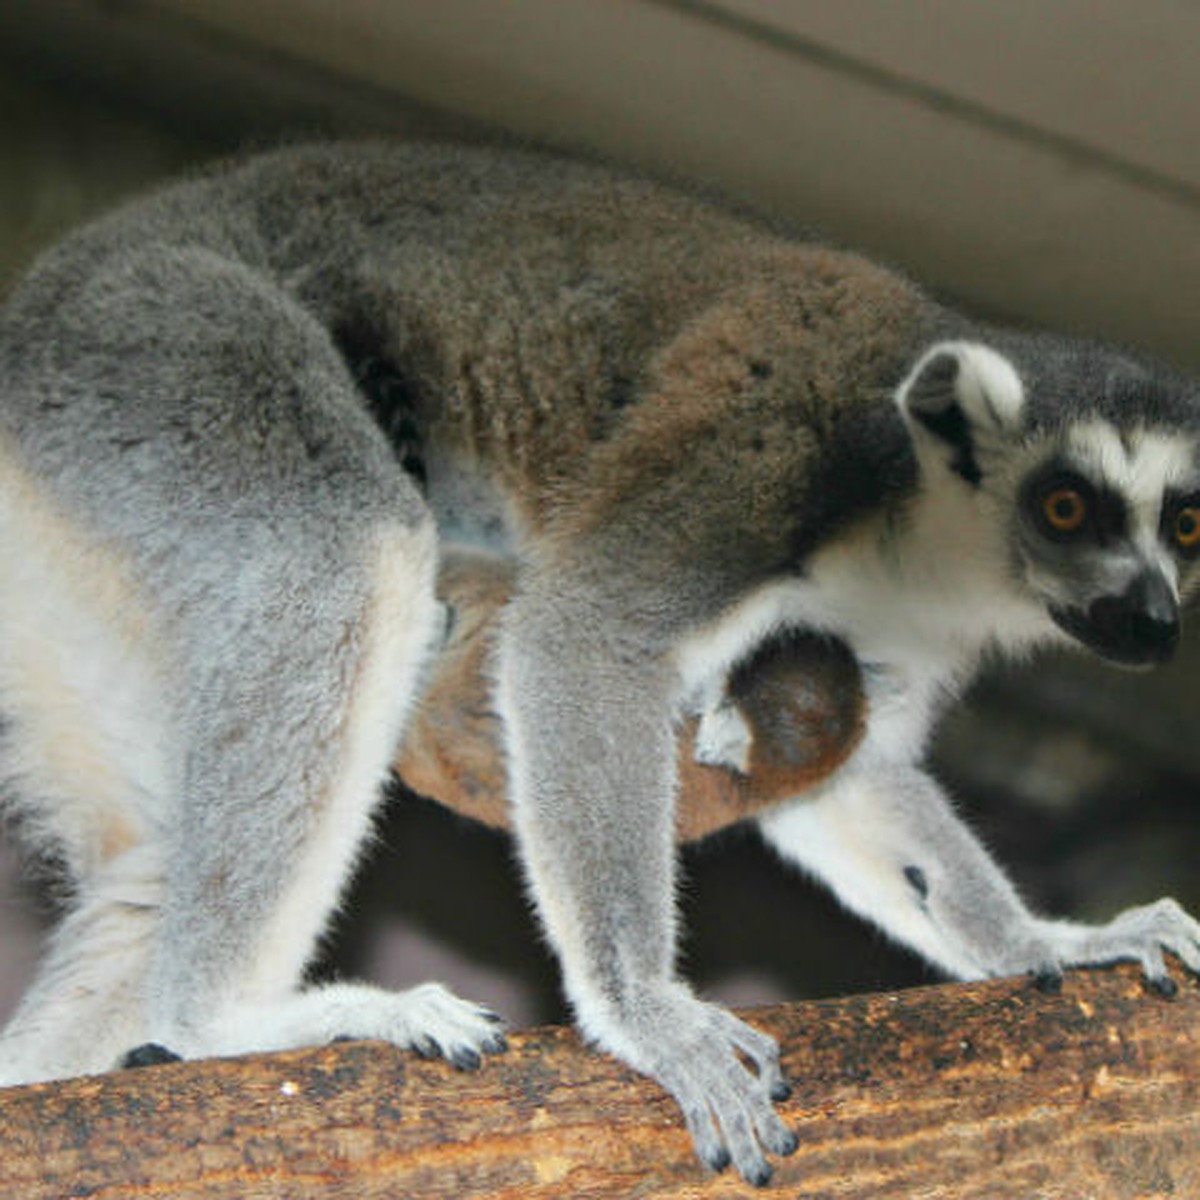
(896, 336), (1200, 667)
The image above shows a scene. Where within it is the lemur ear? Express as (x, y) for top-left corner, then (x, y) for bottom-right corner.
(897, 341), (1025, 487)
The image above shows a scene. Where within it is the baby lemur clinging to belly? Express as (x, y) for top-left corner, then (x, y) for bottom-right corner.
(1, 142), (1198, 1186)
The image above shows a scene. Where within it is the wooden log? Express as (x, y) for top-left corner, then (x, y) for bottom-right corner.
(0, 965), (1196, 1197)
(398, 549), (866, 842)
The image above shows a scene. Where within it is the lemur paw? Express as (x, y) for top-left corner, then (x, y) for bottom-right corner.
(169, 981), (507, 1071)
(1030, 898), (1200, 993)
(320, 982), (508, 1069)
(586, 982), (796, 1186)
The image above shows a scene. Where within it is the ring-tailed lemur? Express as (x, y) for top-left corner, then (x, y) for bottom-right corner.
(1, 142), (1198, 1187)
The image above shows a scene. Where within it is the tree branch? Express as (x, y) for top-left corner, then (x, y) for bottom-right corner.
(1, 965), (1195, 1197)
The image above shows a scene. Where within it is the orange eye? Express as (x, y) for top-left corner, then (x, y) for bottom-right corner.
(1175, 506), (1200, 549)
(1042, 487), (1087, 534)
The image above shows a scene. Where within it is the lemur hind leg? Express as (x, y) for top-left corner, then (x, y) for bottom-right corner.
(125, 260), (505, 1070)
(146, 517), (505, 1069)
(0, 247), (504, 1080)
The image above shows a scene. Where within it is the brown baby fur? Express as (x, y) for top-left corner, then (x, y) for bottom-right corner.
(397, 549), (866, 842)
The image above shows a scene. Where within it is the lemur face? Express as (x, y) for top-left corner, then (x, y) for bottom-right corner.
(898, 339), (1200, 667)
(1014, 423), (1200, 665)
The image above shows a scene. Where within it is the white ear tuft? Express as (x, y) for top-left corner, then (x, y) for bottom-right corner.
(899, 340), (1025, 432)
(953, 342), (1025, 429)
(897, 341), (1025, 486)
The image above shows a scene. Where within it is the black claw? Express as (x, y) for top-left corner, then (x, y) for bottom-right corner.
(770, 1079), (793, 1103)
(330, 1035), (357, 1044)
(450, 1047), (482, 1071)
(413, 1037), (441, 1060)
(748, 1161), (774, 1188)
(484, 1034), (509, 1055)
(1033, 968), (1064, 995)
(1150, 974), (1179, 999)
(120, 1043), (183, 1070)
(482, 1009), (505, 1025)
(779, 1129), (800, 1157)
(706, 1147), (731, 1174)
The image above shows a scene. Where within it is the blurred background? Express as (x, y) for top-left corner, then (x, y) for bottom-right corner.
(2, 0), (1199, 1032)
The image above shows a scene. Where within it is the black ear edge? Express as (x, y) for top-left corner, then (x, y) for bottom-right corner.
(914, 404), (982, 487)
(902, 351), (982, 487)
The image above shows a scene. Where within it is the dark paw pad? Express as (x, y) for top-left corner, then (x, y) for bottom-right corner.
(1033, 968), (1064, 995)
(1149, 974), (1179, 999)
(119, 1043), (183, 1070)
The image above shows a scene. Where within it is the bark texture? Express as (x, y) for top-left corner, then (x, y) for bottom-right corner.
(0, 966), (1195, 1198)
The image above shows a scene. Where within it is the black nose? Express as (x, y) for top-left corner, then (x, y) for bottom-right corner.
(1050, 571), (1181, 667)
(1085, 571), (1180, 666)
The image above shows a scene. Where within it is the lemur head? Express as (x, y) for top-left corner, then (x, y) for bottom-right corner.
(897, 336), (1200, 667)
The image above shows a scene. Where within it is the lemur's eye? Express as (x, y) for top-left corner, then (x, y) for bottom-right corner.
(1174, 506), (1200, 549)
(1042, 486), (1088, 534)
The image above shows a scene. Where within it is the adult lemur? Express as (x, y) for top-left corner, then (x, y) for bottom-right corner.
(1, 142), (1199, 1186)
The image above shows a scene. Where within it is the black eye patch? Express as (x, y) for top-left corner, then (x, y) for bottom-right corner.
(1021, 464), (1127, 545)
(1091, 487), (1129, 543)
(1162, 491), (1200, 558)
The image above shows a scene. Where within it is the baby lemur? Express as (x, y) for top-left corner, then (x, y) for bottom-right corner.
(2, 142), (1199, 1186)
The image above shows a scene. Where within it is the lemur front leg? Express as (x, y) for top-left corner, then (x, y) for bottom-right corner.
(758, 757), (1200, 993)
(497, 580), (797, 1187)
